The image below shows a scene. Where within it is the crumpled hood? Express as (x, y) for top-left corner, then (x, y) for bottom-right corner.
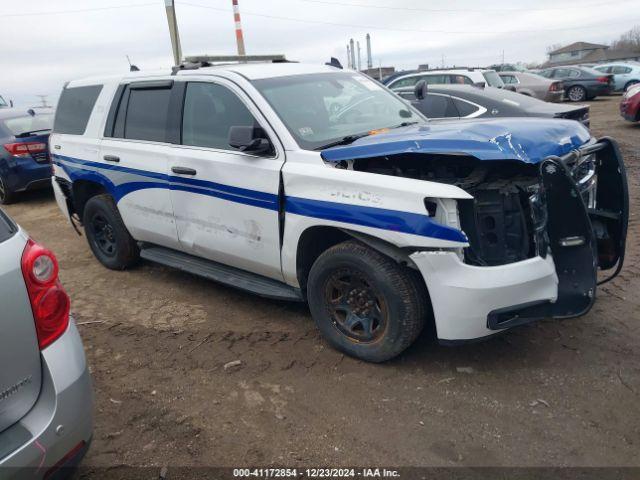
(320, 117), (592, 165)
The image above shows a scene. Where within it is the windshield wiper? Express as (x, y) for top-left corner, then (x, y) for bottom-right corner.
(314, 133), (371, 150)
(388, 121), (419, 129)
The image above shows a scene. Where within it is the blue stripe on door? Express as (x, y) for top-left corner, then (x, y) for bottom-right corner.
(53, 154), (467, 243)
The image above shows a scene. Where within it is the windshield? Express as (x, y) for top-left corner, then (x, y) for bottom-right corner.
(0, 96), (7, 107)
(252, 72), (423, 150)
(482, 70), (505, 88)
(3, 113), (53, 136)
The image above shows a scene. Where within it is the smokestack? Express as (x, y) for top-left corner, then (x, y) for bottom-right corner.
(356, 41), (361, 71)
(366, 33), (372, 69)
(346, 44), (351, 69)
(349, 38), (356, 70)
(232, 0), (246, 57)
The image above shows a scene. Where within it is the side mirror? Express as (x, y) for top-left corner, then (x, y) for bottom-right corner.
(228, 126), (272, 155)
(504, 85), (517, 92)
(9, 100), (13, 108)
(414, 80), (427, 100)
(474, 82), (486, 89)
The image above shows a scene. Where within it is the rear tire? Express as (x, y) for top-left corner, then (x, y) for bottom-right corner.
(83, 194), (139, 270)
(0, 175), (15, 205)
(307, 240), (426, 362)
(567, 85), (587, 102)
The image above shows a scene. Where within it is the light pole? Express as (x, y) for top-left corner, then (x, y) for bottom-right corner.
(164, 0), (182, 66)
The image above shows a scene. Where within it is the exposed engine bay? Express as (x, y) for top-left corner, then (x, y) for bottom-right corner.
(340, 151), (600, 267)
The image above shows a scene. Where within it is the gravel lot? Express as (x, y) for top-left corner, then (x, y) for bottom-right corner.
(4, 96), (639, 471)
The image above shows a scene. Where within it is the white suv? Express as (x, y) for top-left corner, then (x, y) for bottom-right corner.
(384, 68), (505, 90)
(50, 62), (627, 362)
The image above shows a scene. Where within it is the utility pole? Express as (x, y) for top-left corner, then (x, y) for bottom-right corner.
(35, 95), (49, 108)
(378, 59), (382, 81)
(356, 41), (361, 71)
(349, 38), (356, 71)
(346, 44), (351, 69)
(366, 33), (372, 69)
(441, 54), (445, 68)
(502, 50), (505, 64)
(231, 0), (246, 57)
(164, 0), (182, 66)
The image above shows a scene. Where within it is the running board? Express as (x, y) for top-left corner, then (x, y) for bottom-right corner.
(139, 246), (303, 302)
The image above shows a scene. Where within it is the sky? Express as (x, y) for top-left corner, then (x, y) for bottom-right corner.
(1, 0), (638, 107)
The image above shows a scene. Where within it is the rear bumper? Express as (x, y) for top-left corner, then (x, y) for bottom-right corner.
(544, 91), (563, 103)
(587, 83), (612, 97)
(410, 251), (558, 341)
(0, 157), (51, 193)
(0, 319), (93, 479)
(620, 98), (640, 122)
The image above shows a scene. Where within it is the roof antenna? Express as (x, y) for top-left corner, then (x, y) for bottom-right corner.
(126, 55), (140, 72)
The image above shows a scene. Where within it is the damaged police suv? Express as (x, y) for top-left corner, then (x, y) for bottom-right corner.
(50, 62), (628, 362)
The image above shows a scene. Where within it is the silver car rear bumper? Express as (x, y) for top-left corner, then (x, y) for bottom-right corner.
(0, 318), (93, 478)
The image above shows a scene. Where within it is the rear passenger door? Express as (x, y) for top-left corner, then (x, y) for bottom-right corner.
(168, 79), (285, 281)
(100, 80), (181, 250)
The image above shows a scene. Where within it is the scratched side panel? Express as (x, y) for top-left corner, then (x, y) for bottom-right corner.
(280, 154), (471, 287)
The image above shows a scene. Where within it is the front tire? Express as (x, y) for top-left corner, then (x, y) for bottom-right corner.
(567, 85), (587, 102)
(307, 240), (426, 362)
(0, 175), (15, 205)
(83, 194), (139, 270)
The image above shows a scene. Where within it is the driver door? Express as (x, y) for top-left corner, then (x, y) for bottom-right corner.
(167, 79), (285, 281)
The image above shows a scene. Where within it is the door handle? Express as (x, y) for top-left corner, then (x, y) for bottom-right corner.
(171, 166), (197, 175)
(103, 155), (120, 163)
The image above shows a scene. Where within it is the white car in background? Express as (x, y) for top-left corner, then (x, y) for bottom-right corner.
(383, 68), (505, 90)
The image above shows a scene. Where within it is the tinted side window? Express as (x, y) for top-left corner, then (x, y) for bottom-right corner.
(182, 82), (258, 151)
(449, 75), (473, 85)
(613, 66), (632, 74)
(390, 76), (419, 89)
(415, 95), (458, 118)
(452, 98), (479, 117)
(53, 85), (102, 135)
(568, 69), (581, 78)
(501, 75), (517, 84)
(124, 87), (172, 142)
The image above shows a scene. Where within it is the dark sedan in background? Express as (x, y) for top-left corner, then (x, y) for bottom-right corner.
(396, 84), (590, 126)
(538, 66), (613, 102)
(0, 109), (53, 204)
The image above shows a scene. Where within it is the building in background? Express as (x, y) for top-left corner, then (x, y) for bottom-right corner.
(545, 42), (640, 66)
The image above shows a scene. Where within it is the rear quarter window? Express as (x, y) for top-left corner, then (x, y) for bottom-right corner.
(53, 85), (102, 135)
(0, 209), (16, 243)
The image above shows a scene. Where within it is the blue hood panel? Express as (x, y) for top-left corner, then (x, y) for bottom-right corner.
(320, 118), (592, 165)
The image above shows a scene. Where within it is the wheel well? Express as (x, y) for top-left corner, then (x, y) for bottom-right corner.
(72, 180), (108, 220)
(296, 226), (350, 293)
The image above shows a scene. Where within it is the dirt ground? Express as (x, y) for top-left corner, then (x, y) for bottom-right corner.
(4, 96), (639, 470)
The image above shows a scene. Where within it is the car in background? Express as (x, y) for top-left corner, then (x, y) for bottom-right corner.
(0, 108), (53, 204)
(396, 83), (590, 127)
(538, 66), (613, 101)
(488, 63), (528, 72)
(620, 84), (640, 122)
(383, 68), (505, 90)
(498, 71), (564, 102)
(0, 208), (93, 477)
(593, 62), (640, 92)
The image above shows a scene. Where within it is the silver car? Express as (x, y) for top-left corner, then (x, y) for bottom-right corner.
(499, 71), (564, 103)
(0, 208), (92, 478)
